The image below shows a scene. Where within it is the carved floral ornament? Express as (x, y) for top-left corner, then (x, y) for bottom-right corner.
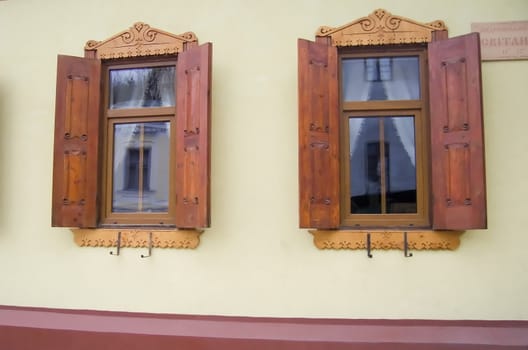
(72, 229), (202, 249)
(311, 230), (462, 251)
(316, 8), (447, 46)
(84, 22), (198, 59)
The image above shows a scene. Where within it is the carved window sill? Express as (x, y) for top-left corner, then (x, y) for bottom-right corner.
(310, 230), (462, 250)
(72, 229), (202, 249)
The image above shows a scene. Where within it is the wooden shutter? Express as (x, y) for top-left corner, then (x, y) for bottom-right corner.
(52, 55), (101, 228)
(429, 33), (487, 230)
(298, 39), (340, 229)
(175, 43), (212, 228)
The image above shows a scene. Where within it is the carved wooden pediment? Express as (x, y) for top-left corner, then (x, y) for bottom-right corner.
(84, 22), (198, 59)
(316, 9), (447, 47)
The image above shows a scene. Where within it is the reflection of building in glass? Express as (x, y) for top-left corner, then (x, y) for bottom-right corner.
(112, 122), (170, 213)
(125, 148), (151, 191)
(345, 56), (420, 215)
(109, 67), (175, 109)
(349, 117), (416, 214)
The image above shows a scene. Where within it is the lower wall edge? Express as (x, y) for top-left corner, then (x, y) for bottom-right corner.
(0, 305), (527, 349)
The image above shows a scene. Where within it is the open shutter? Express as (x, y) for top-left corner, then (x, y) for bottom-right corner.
(52, 55), (101, 228)
(298, 39), (340, 229)
(429, 33), (487, 230)
(175, 43), (212, 228)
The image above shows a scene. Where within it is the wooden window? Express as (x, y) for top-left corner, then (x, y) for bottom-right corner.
(52, 24), (212, 230)
(102, 60), (176, 226)
(298, 11), (487, 231)
(340, 48), (429, 228)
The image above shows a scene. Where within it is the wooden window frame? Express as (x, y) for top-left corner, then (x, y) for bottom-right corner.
(101, 59), (178, 227)
(339, 47), (430, 229)
(298, 9), (487, 250)
(52, 23), (212, 247)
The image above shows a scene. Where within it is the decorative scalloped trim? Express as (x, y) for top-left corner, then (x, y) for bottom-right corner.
(316, 9), (447, 46)
(310, 230), (462, 250)
(72, 229), (201, 249)
(84, 22), (198, 59)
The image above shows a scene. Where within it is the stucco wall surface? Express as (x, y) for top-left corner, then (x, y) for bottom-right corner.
(0, 0), (527, 320)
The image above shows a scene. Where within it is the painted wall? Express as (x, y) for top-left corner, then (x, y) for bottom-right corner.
(0, 0), (527, 320)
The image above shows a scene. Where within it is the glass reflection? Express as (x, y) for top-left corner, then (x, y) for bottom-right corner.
(109, 66), (175, 109)
(342, 56), (420, 101)
(349, 116), (416, 214)
(112, 122), (170, 213)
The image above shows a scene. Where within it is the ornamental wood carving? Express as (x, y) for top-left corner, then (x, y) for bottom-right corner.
(316, 9), (447, 46)
(72, 229), (201, 249)
(311, 230), (462, 250)
(84, 22), (198, 59)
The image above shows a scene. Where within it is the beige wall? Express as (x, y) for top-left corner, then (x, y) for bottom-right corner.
(0, 0), (527, 320)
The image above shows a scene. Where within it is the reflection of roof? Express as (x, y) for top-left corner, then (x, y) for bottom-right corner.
(142, 123), (169, 135)
(114, 122), (169, 137)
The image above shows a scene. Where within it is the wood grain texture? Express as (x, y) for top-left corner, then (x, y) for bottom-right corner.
(72, 228), (201, 248)
(311, 230), (462, 250)
(175, 43), (212, 229)
(428, 33), (487, 230)
(84, 22), (198, 59)
(298, 39), (340, 229)
(316, 9), (447, 47)
(52, 55), (101, 228)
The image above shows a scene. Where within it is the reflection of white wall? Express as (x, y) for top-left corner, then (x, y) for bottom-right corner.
(148, 130), (170, 200)
(113, 124), (138, 192)
(342, 59), (371, 101)
(113, 123), (170, 211)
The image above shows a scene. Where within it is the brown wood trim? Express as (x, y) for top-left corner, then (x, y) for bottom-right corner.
(316, 9), (447, 47)
(1, 305), (527, 349)
(311, 229), (462, 250)
(72, 228), (201, 248)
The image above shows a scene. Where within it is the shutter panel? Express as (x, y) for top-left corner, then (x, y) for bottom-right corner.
(298, 39), (340, 229)
(429, 33), (487, 230)
(175, 43), (212, 228)
(52, 55), (101, 228)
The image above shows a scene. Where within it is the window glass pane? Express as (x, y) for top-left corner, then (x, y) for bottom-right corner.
(349, 117), (381, 213)
(109, 66), (175, 109)
(342, 56), (420, 101)
(349, 116), (416, 214)
(112, 122), (170, 213)
(385, 117), (416, 213)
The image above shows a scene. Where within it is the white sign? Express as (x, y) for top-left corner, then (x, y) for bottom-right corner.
(471, 21), (528, 61)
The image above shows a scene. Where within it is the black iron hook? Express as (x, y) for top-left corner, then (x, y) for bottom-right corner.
(404, 231), (413, 257)
(109, 231), (122, 256)
(140, 232), (153, 258)
(366, 233), (373, 258)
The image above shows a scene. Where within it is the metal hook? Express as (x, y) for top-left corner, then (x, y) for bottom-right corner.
(366, 233), (373, 258)
(110, 231), (121, 256)
(140, 232), (152, 258)
(404, 231), (413, 257)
